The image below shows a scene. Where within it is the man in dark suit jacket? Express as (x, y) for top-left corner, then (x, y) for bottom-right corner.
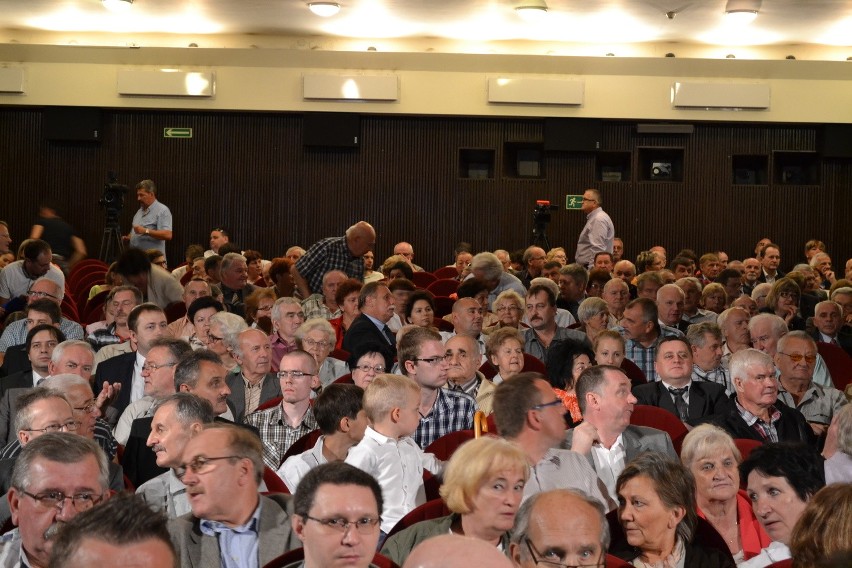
(755, 243), (785, 284)
(342, 282), (397, 363)
(632, 337), (732, 426)
(704, 348), (816, 446)
(810, 300), (852, 358)
(0, 344), (29, 378)
(226, 329), (281, 422)
(93, 303), (169, 422)
(167, 425), (301, 567)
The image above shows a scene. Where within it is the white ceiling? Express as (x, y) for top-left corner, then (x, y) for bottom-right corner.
(1, 1), (852, 57)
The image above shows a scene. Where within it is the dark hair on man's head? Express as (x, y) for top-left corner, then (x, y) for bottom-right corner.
(187, 296), (224, 323)
(11, 433), (109, 493)
(493, 372), (546, 438)
(106, 284), (143, 305)
(204, 255), (222, 273)
(527, 284), (556, 306)
(26, 323), (65, 351)
(740, 442), (824, 502)
(22, 239), (51, 262)
(50, 493), (176, 568)
(759, 243), (781, 258)
(715, 268), (742, 284)
(575, 365), (624, 414)
(294, 462), (383, 518)
(127, 303), (165, 333)
(669, 256), (694, 271)
(25, 299), (61, 323)
(174, 349), (223, 389)
(388, 277), (416, 293)
(314, 384), (365, 435)
(218, 243), (242, 257)
(357, 281), (386, 309)
(114, 248), (151, 277)
(625, 297), (658, 325)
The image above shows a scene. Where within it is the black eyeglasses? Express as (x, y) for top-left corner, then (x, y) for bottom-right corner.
(181, 455), (242, 474)
(302, 515), (381, 534)
(525, 538), (604, 567)
(22, 490), (103, 512)
(532, 399), (563, 411)
(413, 355), (451, 365)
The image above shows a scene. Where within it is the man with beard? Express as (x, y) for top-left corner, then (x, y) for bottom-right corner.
(0, 434), (111, 568)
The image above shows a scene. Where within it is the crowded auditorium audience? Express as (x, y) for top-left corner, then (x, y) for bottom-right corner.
(0, 207), (850, 567)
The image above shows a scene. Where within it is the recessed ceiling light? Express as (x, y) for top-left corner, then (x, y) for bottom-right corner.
(102, 0), (133, 13)
(308, 2), (341, 17)
(515, 0), (548, 23)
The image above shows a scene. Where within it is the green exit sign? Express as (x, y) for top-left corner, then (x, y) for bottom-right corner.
(565, 195), (584, 209)
(164, 128), (192, 138)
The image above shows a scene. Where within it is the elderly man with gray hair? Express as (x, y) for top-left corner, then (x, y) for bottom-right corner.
(0, 433), (112, 568)
(469, 251), (526, 311)
(702, 348), (815, 446)
(687, 321), (733, 395)
(510, 488), (611, 568)
(748, 313), (834, 388)
(218, 252), (255, 318)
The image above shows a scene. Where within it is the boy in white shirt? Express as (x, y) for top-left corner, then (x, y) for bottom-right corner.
(345, 373), (444, 538)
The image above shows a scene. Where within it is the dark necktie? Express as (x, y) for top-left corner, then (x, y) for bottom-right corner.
(668, 386), (689, 421)
(382, 325), (395, 345)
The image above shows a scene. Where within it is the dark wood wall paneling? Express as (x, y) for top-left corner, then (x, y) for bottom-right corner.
(0, 107), (847, 272)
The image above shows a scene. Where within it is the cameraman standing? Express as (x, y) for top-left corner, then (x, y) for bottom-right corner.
(575, 188), (614, 270)
(125, 179), (173, 262)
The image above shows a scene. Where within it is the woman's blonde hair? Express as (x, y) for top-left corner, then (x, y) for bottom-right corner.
(439, 436), (529, 514)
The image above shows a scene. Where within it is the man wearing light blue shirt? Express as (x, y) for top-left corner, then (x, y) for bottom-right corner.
(575, 189), (614, 270)
(126, 179), (173, 260)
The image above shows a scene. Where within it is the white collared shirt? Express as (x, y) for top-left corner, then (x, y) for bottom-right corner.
(590, 434), (626, 505)
(660, 379), (692, 405)
(345, 426), (443, 533)
(131, 352), (147, 403)
(31, 370), (47, 387)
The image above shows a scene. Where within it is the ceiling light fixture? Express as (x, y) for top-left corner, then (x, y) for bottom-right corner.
(725, 0), (761, 25)
(308, 2), (341, 17)
(515, 0), (548, 22)
(102, 0), (133, 13)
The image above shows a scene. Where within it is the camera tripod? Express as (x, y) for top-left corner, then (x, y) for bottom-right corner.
(99, 219), (124, 263)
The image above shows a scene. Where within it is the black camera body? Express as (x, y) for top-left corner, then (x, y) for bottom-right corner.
(99, 171), (128, 223)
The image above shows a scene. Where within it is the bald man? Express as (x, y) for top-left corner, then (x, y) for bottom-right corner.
(403, 534), (513, 568)
(292, 221), (376, 297)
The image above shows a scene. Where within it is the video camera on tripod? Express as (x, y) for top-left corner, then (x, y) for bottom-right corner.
(532, 200), (558, 249)
(98, 171), (128, 262)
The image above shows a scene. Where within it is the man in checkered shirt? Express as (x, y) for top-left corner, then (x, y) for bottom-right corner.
(244, 349), (318, 469)
(291, 221), (376, 298)
(398, 326), (476, 449)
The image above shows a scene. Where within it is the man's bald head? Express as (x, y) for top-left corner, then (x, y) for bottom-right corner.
(403, 534), (513, 568)
(345, 221), (376, 258)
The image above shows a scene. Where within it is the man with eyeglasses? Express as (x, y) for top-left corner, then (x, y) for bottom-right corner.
(136, 393), (216, 518)
(86, 285), (143, 352)
(575, 189), (614, 271)
(245, 350), (319, 469)
(398, 327), (475, 449)
(748, 313), (833, 389)
(169, 423), (300, 567)
(290, 462), (384, 568)
(94, 303), (168, 422)
(510, 488), (611, 568)
(0, 433), (112, 568)
(493, 373), (605, 506)
(343, 282), (398, 365)
(226, 329), (281, 421)
(0, 239), (65, 318)
(0, 280), (83, 368)
(773, 331), (846, 439)
(705, 349), (815, 446)
(518, 246), (547, 288)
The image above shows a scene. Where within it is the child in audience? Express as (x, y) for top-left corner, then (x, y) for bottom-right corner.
(277, 383), (368, 493)
(345, 373), (443, 539)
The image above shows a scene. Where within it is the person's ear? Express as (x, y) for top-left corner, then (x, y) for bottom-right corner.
(391, 407), (402, 424)
(292, 514), (307, 543)
(338, 416), (351, 433)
